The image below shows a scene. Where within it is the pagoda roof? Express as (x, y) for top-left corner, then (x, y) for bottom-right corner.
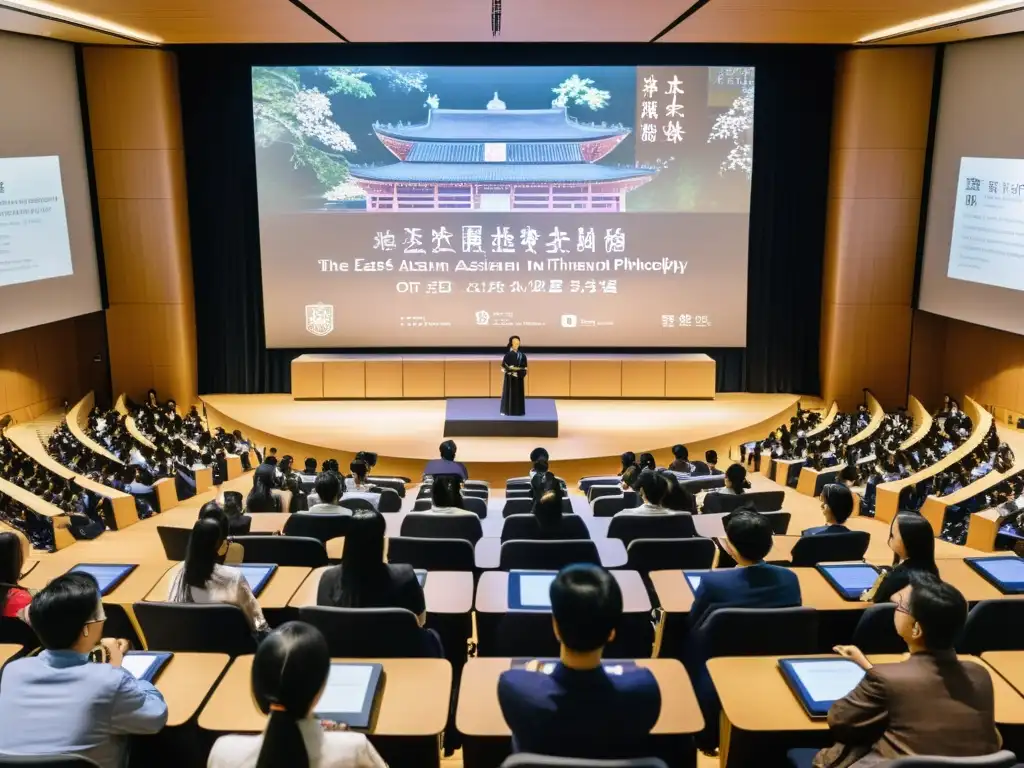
(374, 108), (628, 143)
(407, 142), (584, 164)
(349, 162), (654, 185)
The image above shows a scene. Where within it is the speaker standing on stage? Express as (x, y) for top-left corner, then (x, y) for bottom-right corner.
(501, 335), (528, 417)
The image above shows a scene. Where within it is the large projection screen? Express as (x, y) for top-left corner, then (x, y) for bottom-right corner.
(252, 65), (755, 348)
(0, 31), (101, 335)
(919, 36), (1024, 337)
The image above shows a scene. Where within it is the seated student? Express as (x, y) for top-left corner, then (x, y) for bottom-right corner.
(0, 530), (32, 620)
(208, 621), (386, 768)
(705, 449), (720, 474)
(532, 472), (587, 539)
(316, 510), (428, 629)
(529, 447), (549, 478)
(866, 513), (940, 604)
(660, 470), (697, 513)
(428, 475), (474, 515)
(616, 469), (669, 516)
(307, 472), (351, 516)
(422, 439), (468, 481)
(715, 463), (748, 495)
(346, 459), (371, 492)
(815, 576), (1000, 767)
(167, 517), (269, 636)
(637, 452), (657, 472)
(298, 457), (319, 483)
(245, 464), (281, 513)
(669, 444), (692, 474)
(0, 572), (167, 766)
(618, 451), (636, 476)
(498, 564), (661, 759)
(200, 499), (249, 536)
(803, 483), (854, 536)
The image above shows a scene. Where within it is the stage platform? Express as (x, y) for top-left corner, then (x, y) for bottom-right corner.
(444, 398), (558, 438)
(201, 393), (800, 485)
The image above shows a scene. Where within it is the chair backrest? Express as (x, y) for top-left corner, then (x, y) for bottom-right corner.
(412, 498), (432, 511)
(399, 512), (484, 544)
(231, 535), (329, 568)
(682, 476), (726, 493)
(338, 497), (376, 512)
(579, 475), (624, 492)
(502, 497), (534, 518)
(366, 477), (406, 496)
(789, 531), (870, 567)
(500, 756), (669, 768)
(132, 602), (256, 655)
(371, 487), (402, 513)
(297, 606), (440, 657)
(763, 511), (792, 535)
(593, 493), (638, 518)
(851, 603), (904, 654)
(625, 538), (717, 573)
(462, 488), (489, 499)
(499, 539), (601, 570)
(500, 514), (590, 543)
(703, 490), (785, 514)
(690, 461), (711, 476)
(282, 513), (350, 544)
(0, 616), (40, 653)
(699, 607), (819, 658)
(157, 525), (191, 560)
(887, 751), (1018, 767)
(0, 756), (101, 767)
(587, 484), (624, 503)
(386, 536), (476, 571)
(958, 599), (1024, 655)
(460, 495), (488, 518)
(607, 513), (697, 547)
(506, 480), (532, 493)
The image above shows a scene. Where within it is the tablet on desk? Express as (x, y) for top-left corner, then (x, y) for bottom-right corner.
(684, 572), (703, 594)
(121, 651), (173, 683)
(68, 564), (137, 596)
(965, 556), (1024, 594)
(816, 563), (881, 601)
(312, 662), (384, 729)
(237, 564), (278, 597)
(778, 658), (866, 719)
(508, 570), (558, 611)
(415, 569), (427, 587)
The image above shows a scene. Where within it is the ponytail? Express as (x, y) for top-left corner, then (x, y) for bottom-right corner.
(256, 705), (309, 768)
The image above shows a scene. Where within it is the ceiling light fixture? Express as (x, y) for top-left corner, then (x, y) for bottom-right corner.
(0, 0), (163, 44)
(492, 0), (502, 36)
(857, 0), (1024, 42)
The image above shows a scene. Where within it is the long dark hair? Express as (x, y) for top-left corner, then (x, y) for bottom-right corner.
(619, 452), (636, 475)
(532, 472), (564, 530)
(247, 464), (277, 511)
(181, 517), (227, 594)
(507, 335), (521, 350)
(253, 621), (330, 768)
(891, 513), (938, 573)
(431, 475), (463, 508)
(332, 510), (386, 606)
(0, 532), (25, 611)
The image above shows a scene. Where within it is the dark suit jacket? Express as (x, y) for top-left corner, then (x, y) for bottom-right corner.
(422, 458), (468, 481)
(801, 523), (850, 537)
(689, 562), (802, 630)
(498, 663), (661, 759)
(815, 651), (1000, 768)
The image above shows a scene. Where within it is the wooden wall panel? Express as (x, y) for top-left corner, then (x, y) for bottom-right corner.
(529, 360), (571, 397)
(323, 361), (365, 399)
(292, 360), (323, 399)
(622, 361), (666, 398)
(365, 361), (404, 398)
(820, 47), (936, 411)
(444, 360), (490, 398)
(84, 47), (197, 407)
(402, 361), (445, 398)
(570, 361), (622, 398)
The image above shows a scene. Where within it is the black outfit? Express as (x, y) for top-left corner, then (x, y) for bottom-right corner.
(500, 349), (528, 417)
(316, 562), (426, 615)
(872, 559), (939, 603)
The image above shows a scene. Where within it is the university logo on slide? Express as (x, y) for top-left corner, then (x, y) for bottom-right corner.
(305, 303), (334, 336)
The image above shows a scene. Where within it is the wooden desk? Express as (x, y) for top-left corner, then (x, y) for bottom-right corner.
(198, 655), (452, 736)
(155, 652), (231, 727)
(22, 560), (174, 606)
(474, 537), (627, 570)
(477, 570), (649, 614)
(982, 652), (1024, 700)
(456, 657), (704, 737)
(773, 458), (805, 487)
(144, 564), (310, 609)
(0, 477), (75, 551)
(0, 644), (22, 668)
(288, 567), (474, 614)
(768, 533), (891, 566)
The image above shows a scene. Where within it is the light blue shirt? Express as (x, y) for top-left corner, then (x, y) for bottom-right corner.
(0, 650), (168, 767)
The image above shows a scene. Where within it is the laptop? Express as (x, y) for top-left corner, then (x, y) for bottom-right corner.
(816, 563), (881, 601)
(965, 556), (1024, 595)
(67, 564), (137, 597)
(312, 662), (385, 729)
(237, 564), (278, 597)
(507, 570), (558, 611)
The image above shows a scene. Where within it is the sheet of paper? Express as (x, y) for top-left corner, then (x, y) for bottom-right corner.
(686, 574), (702, 591)
(121, 654), (158, 681)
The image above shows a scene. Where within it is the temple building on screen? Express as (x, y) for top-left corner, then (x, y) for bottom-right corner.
(349, 93), (656, 212)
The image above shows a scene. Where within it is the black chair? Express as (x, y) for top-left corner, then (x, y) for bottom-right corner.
(498, 540), (601, 570)
(464, 480), (490, 491)
(587, 484), (624, 503)
(579, 475), (623, 493)
(0, 756), (101, 767)
(156, 525), (191, 560)
(339, 498), (376, 513)
(463, 488), (489, 500)
(0, 616), (39, 654)
(593, 492), (639, 518)
(500, 514), (589, 542)
(506, 480), (532, 493)
(690, 461), (711, 476)
(501, 757), (669, 768)
(231, 535), (329, 567)
(702, 490), (785, 514)
(133, 603), (256, 655)
(282, 513), (350, 546)
(366, 477), (406, 497)
(502, 497), (534, 517)
(400, 512), (484, 545)
(682, 476), (725, 493)
(697, 607), (819, 656)
(788, 531), (870, 567)
(412, 498), (432, 511)
(625, 538), (717, 573)
(460, 495), (488, 519)
(298, 606), (440, 657)
(387, 536), (476, 572)
(851, 603), (904, 653)
(786, 750), (1017, 768)
(958, 599), (1024, 655)
(370, 488), (402, 513)
(763, 511), (792, 535)
(607, 514), (697, 547)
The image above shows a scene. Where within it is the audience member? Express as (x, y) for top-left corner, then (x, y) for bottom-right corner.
(669, 444), (692, 474)
(616, 469), (669, 516)
(0, 531), (31, 620)
(637, 452), (657, 472)
(660, 471), (697, 513)
(199, 499), (249, 536)
(298, 458), (318, 483)
(208, 621), (386, 768)
(719, 463), (748, 495)
(429, 475), (472, 515)
(246, 464), (281, 513)
(347, 459), (370, 492)
(705, 449), (719, 473)
(168, 518), (269, 635)
(307, 472), (349, 516)
(0, 572), (167, 766)
(803, 484), (854, 536)
(422, 439), (468, 481)
(498, 564), (661, 759)
(817, 576), (999, 766)
(529, 447), (549, 477)
(869, 513), (939, 603)
(618, 452), (636, 476)
(532, 472), (586, 539)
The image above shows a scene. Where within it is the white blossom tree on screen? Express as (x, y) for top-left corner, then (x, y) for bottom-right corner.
(707, 81), (754, 179)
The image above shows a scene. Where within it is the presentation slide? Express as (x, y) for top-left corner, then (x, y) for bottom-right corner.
(919, 36), (1024, 337)
(252, 65), (755, 347)
(0, 155), (74, 286)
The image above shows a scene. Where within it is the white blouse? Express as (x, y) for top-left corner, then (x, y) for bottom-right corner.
(167, 563), (269, 633)
(615, 503), (671, 516)
(208, 717), (387, 768)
